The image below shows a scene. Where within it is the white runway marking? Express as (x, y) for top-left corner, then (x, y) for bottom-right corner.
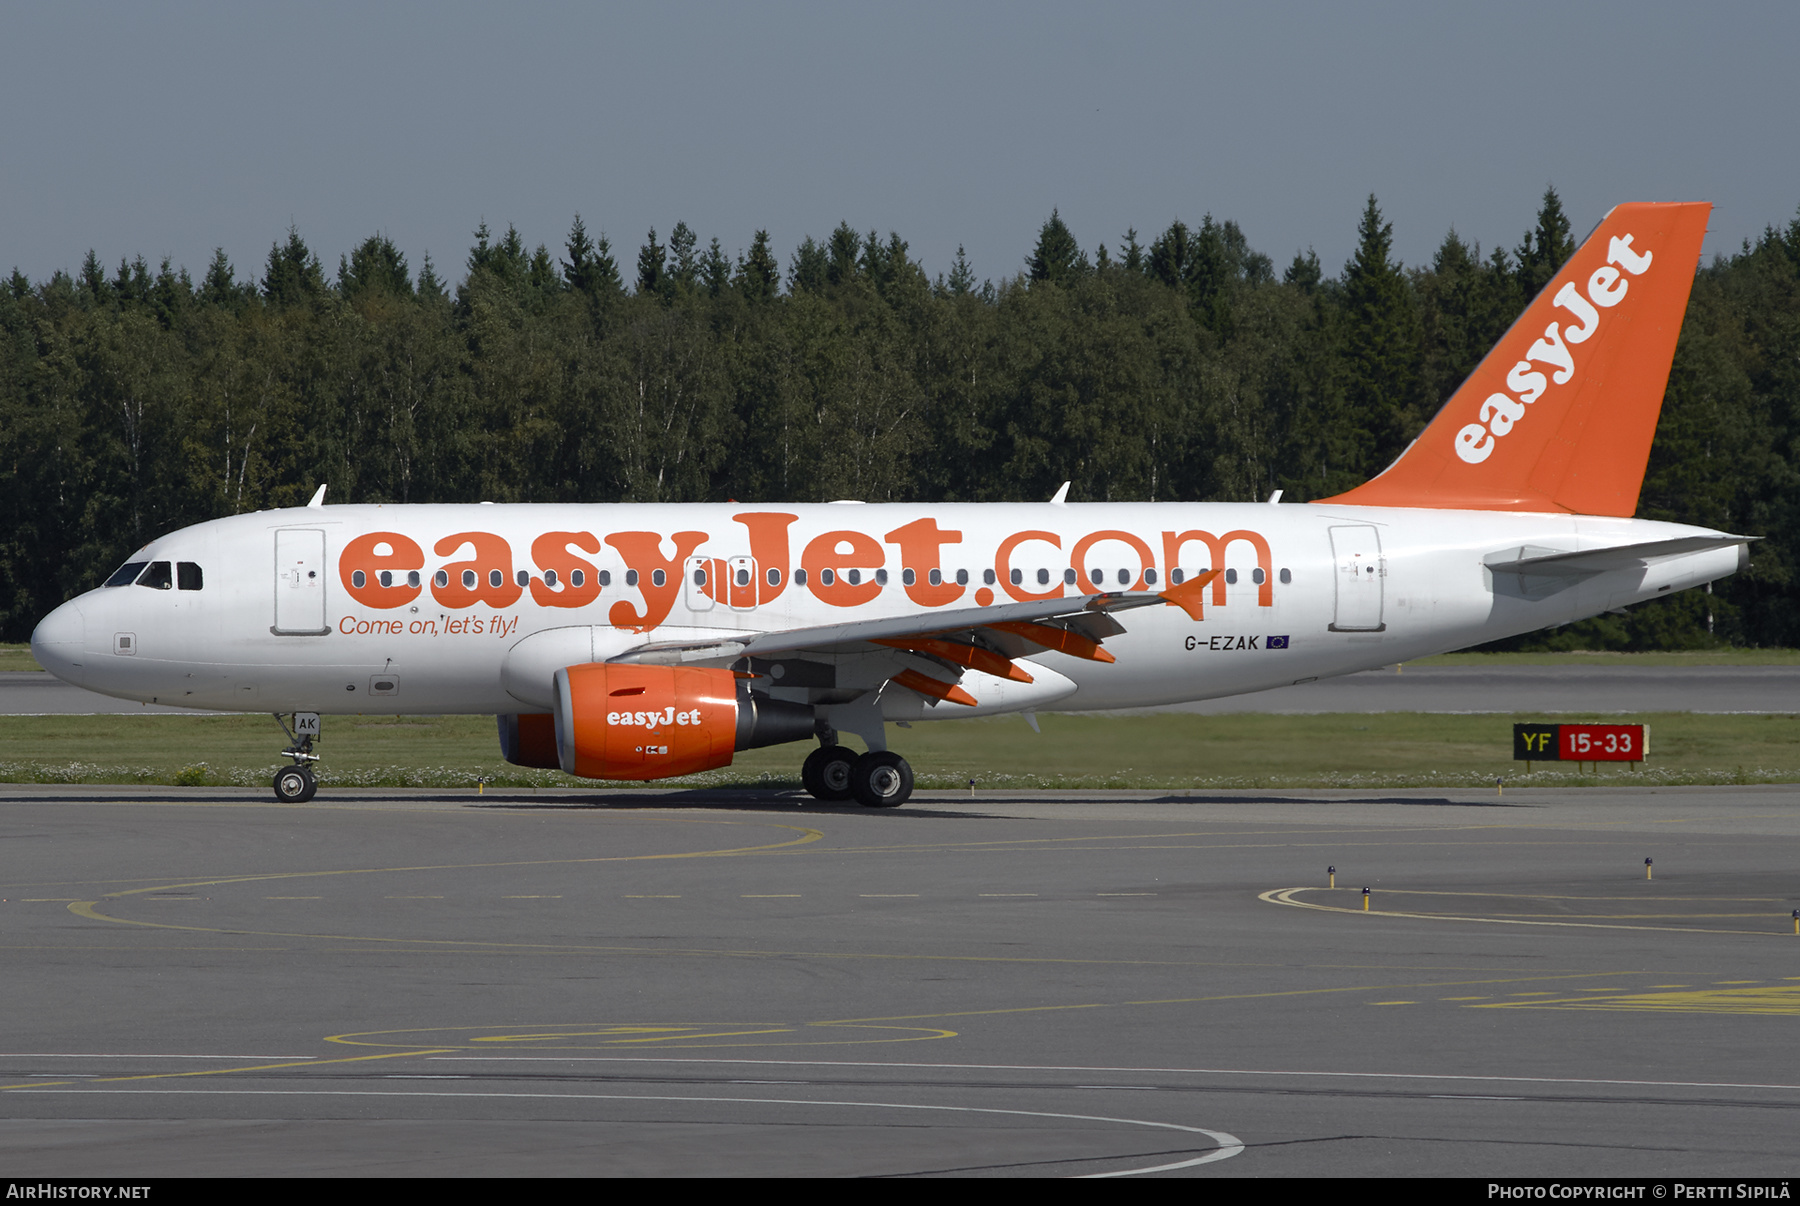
(10, 1087), (1244, 1176)
(0, 1053), (316, 1060)
(421, 1054), (1800, 1093)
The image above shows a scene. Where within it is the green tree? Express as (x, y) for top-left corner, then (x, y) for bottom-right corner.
(1119, 228), (1144, 274)
(666, 221), (699, 290)
(199, 249), (247, 309)
(261, 227), (327, 308)
(340, 234), (413, 301)
(702, 236), (732, 297)
(941, 245), (976, 298)
(739, 230), (780, 303)
(416, 253), (449, 306)
(1339, 195), (1422, 475)
(636, 228), (664, 295)
(1027, 209), (1083, 287)
(788, 236), (827, 293)
(826, 222), (861, 286)
(78, 250), (109, 306)
(562, 214), (623, 303)
(1515, 186), (1575, 301)
(1284, 248), (1322, 291)
(1147, 221), (1190, 290)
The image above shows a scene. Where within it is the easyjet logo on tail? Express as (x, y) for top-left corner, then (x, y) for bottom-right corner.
(1319, 201), (1710, 517)
(1455, 234), (1654, 465)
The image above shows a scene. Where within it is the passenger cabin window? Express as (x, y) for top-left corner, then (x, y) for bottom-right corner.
(177, 562), (203, 591)
(104, 561), (148, 588)
(137, 561), (174, 590)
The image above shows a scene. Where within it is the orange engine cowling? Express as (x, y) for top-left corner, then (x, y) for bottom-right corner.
(551, 663), (815, 781)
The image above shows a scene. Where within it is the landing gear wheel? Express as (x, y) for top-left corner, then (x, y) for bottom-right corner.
(852, 751), (913, 808)
(802, 745), (857, 802)
(272, 764), (316, 804)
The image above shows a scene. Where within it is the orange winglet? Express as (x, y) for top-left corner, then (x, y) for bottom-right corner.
(873, 638), (1034, 683)
(987, 621), (1116, 664)
(891, 668), (978, 706)
(1158, 569), (1222, 621)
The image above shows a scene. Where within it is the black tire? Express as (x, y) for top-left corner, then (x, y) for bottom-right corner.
(802, 745), (857, 801)
(273, 764), (316, 804)
(852, 751), (913, 808)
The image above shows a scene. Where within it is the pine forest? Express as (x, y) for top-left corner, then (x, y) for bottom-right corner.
(2, 190), (1797, 649)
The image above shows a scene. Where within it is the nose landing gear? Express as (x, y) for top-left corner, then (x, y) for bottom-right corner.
(273, 762), (316, 803)
(800, 741), (913, 808)
(272, 712), (321, 803)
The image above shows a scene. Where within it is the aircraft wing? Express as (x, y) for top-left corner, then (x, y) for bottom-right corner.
(611, 572), (1222, 689)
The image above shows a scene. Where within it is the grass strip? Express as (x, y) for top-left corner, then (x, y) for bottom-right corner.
(3, 711), (1797, 791)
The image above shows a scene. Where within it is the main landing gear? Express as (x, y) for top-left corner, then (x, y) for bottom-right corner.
(272, 712), (321, 803)
(801, 742), (914, 808)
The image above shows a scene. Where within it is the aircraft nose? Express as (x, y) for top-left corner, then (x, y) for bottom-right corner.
(30, 599), (87, 685)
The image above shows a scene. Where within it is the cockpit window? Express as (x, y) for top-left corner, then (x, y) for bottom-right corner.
(136, 561), (174, 590)
(104, 561), (148, 587)
(177, 562), (203, 591)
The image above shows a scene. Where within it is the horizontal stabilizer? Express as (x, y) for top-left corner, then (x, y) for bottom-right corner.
(1484, 534), (1753, 599)
(1484, 534), (1755, 577)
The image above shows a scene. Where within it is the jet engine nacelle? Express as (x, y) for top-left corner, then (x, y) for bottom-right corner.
(549, 663), (815, 780)
(497, 712), (560, 769)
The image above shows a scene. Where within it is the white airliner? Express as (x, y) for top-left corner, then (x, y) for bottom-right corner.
(30, 202), (1746, 807)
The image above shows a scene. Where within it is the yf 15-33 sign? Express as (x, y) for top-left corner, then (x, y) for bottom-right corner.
(1514, 723), (1648, 765)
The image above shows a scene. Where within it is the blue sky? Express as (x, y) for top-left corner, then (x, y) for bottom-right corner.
(5, 1), (1796, 289)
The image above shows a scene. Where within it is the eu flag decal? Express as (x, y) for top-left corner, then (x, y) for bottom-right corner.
(1266, 635), (1290, 649)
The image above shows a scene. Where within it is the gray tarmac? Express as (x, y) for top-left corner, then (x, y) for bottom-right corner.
(7, 663), (1800, 716)
(4, 782), (1800, 1177)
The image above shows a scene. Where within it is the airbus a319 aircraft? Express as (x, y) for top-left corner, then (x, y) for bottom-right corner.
(31, 202), (1748, 807)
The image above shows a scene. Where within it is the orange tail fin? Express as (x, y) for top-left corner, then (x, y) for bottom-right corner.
(1321, 202), (1710, 516)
